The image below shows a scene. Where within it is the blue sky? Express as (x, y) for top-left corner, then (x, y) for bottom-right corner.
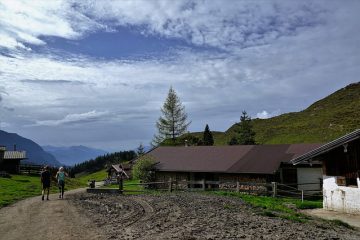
(0, 0), (360, 151)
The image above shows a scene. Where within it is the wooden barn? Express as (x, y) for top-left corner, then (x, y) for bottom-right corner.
(0, 146), (27, 174)
(107, 163), (132, 180)
(292, 129), (360, 214)
(146, 144), (323, 192)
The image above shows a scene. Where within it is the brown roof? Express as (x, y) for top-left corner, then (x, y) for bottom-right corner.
(291, 129), (360, 165)
(4, 151), (26, 160)
(148, 144), (323, 174)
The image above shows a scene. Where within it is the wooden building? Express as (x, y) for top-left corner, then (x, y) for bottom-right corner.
(0, 146), (27, 174)
(292, 129), (360, 214)
(107, 163), (132, 180)
(146, 144), (323, 192)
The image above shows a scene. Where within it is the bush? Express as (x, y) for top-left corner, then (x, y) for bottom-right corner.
(132, 156), (156, 182)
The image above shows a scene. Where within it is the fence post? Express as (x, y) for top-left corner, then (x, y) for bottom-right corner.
(301, 190), (304, 202)
(236, 180), (240, 193)
(119, 177), (123, 194)
(169, 177), (173, 192)
(272, 182), (277, 197)
(202, 179), (206, 191)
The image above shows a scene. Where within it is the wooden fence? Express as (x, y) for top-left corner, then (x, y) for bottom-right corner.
(106, 179), (323, 201)
(19, 164), (43, 175)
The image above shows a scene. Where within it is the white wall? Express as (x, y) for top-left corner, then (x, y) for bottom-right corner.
(297, 168), (322, 191)
(323, 175), (360, 214)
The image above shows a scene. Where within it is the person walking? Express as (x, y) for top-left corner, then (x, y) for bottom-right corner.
(56, 167), (68, 199)
(40, 166), (51, 201)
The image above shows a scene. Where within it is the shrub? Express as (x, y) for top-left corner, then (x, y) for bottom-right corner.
(132, 156), (156, 182)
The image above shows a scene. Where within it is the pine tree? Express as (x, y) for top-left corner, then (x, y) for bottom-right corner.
(152, 87), (191, 146)
(228, 111), (256, 145)
(136, 143), (145, 156)
(203, 124), (214, 146)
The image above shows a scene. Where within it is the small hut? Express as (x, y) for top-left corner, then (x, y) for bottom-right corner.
(0, 146), (27, 174)
(107, 163), (132, 181)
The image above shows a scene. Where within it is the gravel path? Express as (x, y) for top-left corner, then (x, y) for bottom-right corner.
(71, 192), (360, 240)
(0, 189), (104, 240)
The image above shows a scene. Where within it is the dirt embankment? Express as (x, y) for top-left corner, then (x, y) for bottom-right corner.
(72, 192), (360, 240)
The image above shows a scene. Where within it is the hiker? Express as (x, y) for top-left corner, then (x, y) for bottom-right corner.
(56, 167), (68, 199)
(40, 166), (51, 201)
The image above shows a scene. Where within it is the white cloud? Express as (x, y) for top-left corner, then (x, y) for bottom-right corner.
(0, 0), (103, 50)
(71, 0), (328, 50)
(256, 110), (280, 119)
(0, 122), (11, 128)
(0, 0), (331, 52)
(32, 110), (110, 126)
(0, 1), (360, 150)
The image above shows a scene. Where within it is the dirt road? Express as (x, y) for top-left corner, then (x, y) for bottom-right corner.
(1, 191), (360, 240)
(0, 189), (104, 240)
(73, 192), (360, 240)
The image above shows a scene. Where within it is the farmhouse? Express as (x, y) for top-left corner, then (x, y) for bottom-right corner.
(291, 129), (360, 214)
(147, 144), (323, 191)
(0, 146), (27, 174)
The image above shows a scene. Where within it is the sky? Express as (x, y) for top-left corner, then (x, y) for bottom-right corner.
(0, 0), (360, 152)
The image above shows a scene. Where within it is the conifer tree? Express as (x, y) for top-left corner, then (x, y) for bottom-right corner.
(136, 143), (145, 156)
(228, 111), (256, 145)
(152, 87), (191, 146)
(203, 124), (214, 146)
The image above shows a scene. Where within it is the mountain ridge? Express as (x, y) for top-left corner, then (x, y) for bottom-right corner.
(0, 130), (61, 166)
(42, 145), (108, 166)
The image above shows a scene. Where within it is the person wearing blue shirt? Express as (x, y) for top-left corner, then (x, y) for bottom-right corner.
(56, 167), (68, 199)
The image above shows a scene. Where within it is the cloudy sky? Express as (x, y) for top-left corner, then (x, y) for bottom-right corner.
(0, 0), (359, 151)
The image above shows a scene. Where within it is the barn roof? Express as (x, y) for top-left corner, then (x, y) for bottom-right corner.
(291, 129), (360, 165)
(4, 151), (26, 160)
(148, 144), (323, 174)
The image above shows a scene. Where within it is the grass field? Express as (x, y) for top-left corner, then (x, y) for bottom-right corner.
(75, 169), (108, 186)
(0, 174), (85, 208)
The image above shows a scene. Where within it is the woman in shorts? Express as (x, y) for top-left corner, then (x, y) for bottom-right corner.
(56, 167), (68, 199)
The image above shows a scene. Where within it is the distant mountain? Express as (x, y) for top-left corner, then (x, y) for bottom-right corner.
(189, 82), (360, 145)
(42, 145), (108, 166)
(0, 130), (61, 166)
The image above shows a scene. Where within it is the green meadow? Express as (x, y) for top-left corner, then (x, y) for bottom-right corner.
(0, 174), (86, 208)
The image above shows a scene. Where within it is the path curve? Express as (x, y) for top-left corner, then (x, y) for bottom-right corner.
(0, 189), (104, 240)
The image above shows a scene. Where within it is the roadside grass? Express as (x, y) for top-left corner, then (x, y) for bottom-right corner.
(75, 169), (108, 186)
(0, 175), (42, 208)
(209, 191), (322, 222)
(330, 219), (354, 230)
(0, 174), (85, 208)
(99, 179), (144, 194)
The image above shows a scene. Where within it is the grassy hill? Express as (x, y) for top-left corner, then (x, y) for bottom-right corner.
(194, 82), (360, 145)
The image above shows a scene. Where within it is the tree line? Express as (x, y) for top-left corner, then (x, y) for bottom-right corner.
(71, 150), (136, 176)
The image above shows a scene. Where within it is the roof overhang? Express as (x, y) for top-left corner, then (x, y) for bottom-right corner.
(291, 129), (360, 165)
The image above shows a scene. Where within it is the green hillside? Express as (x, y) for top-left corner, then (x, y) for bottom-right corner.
(194, 82), (360, 145)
